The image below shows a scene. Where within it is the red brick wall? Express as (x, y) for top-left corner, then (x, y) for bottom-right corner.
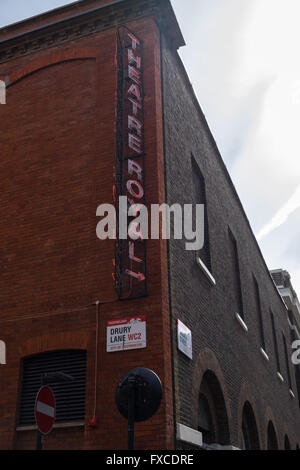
(0, 8), (173, 450)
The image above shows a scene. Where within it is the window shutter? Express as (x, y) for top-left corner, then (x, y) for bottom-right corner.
(19, 350), (86, 426)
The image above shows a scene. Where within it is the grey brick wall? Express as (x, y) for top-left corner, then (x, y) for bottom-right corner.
(161, 34), (300, 449)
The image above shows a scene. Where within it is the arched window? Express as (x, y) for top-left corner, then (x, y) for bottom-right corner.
(284, 435), (291, 450)
(241, 402), (260, 450)
(197, 371), (230, 446)
(18, 349), (86, 426)
(267, 421), (278, 450)
(191, 157), (211, 271)
(198, 393), (214, 444)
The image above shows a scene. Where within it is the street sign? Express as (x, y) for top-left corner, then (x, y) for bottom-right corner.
(107, 316), (146, 352)
(115, 368), (163, 450)
(116, 368), (163, 422)
(177, 319), (193, 360)
(35, 386), (56, 435)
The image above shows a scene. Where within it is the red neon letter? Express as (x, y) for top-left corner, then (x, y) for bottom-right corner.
(128, 65), (141, 85)
(128, 116), (142, 137)
(128, 83), (141, 102)
(128, 134), (142, 154)
(128, 49), (141, 69)
(126, 179), (144, 199)
(128, 33), (140, 50)
(129, 241), (143, 263)
(128, 159), (143, 181)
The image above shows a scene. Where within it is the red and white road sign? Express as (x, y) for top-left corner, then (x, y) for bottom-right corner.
(35, 386), (56, 435)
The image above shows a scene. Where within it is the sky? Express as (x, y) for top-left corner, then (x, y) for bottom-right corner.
(0, 0), (300, 297)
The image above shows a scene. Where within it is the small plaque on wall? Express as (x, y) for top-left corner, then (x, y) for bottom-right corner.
(177, 319), (193, 360)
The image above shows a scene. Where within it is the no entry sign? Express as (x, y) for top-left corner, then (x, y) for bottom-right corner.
(35, 386), (56, 435)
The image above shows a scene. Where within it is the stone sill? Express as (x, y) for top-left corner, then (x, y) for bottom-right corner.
(235, 313), (248, 333)
(277, 372), (284, 383)
(176, 423), (203, 448)
(196, 257), (216, 286)
(16, 421), (85, 432)
(289, 389), (295, 399)
(260, 347), (270, 362)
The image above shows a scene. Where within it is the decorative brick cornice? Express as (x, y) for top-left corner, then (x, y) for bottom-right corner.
(0, 0), (184, 65)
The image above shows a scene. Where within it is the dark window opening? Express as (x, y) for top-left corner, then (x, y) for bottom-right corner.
(270, 311), (281, 373)
(228, 228), (244, 319)
(191, 156), (211, 271)
(198, 371), (230, 446)
(284, 435), (291, 450)
(18, 349), (86, 426)
(282, 332), (292, 390)
(253, 276), (265, 350)
(267, 421), (278, 450)
(241, 402), (260, 450)
(198, 393), (215, 444)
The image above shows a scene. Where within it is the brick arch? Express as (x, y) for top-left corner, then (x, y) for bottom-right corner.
(18, 331), (90, 358)
(6, 47), (98, 87)
(237, 383), (261, 449)
(264, 407), (279, 450)
(192, 348), (232, 444)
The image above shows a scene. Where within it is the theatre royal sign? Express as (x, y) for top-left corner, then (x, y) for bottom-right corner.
(114, 27), (147, 300)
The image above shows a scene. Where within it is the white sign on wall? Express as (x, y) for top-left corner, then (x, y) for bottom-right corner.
(107, 316), (146, 353)
(0, 80), (6, 105)
(177, 319), (193, 360)
(0, 340), (6, 365)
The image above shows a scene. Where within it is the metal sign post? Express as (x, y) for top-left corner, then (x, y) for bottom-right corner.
(35, 372), (73, 450)
(36, 429), (43, 451)
(127, 375), (136, 450)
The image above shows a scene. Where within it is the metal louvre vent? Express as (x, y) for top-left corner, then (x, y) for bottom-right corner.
(19, 350), (86, 426)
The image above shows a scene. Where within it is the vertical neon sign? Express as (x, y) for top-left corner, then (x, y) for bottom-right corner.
(114, 27), (147, 300)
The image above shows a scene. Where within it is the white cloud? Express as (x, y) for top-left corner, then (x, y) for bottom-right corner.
(257, 185), (300, 240)
(232, 0), (300, 211)
(172, 0), (300, 295)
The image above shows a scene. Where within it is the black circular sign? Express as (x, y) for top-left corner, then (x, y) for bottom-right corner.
(115, 368), (163, 422)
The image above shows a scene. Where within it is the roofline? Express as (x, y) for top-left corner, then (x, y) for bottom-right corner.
(0, 0), (185, 51)
(0, 0), (84, 33)
(0, 0), (125, 44)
